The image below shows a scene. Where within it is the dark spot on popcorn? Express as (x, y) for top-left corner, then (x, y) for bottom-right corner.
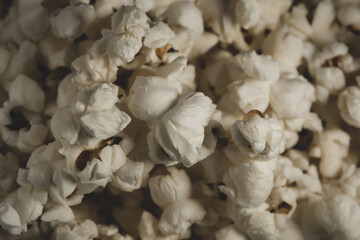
(269, 208), (275, 213)
(256, 49), (263, 55)
(114, 69), (132, 90)
(294, 129), (313, 151)
(90, 0), (96, 5)
(321, 55), (344, 69)
(160, 147), (170, 158)
(241, 28), (253, 45)
(74, 33), (88, 44)
(243, 110), (265, 121)
(217, 137), (229, 146)
(155, 44), (172, 58)
(278, 201), (292, 215)
(206, 183), (215, 190)
(6, 108), (31, 131)
(211, 128), (219, 135)
(264, 29), (271, 37)
(347, 25), (360, 36)
(218, 191), (227, 201)
(104, 136), (123, 146)
(75, 150), (99, 171)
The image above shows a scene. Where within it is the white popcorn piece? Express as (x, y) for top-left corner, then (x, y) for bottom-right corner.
(148, 92), (216, 167)
(0, 185), (47, 235)
(338, 2), (360, 31)
(239, 210), (279, 240)
(0, 47), (11, 79)
(9, 74), (45, 113)
(159, 198), (206, 235)
(94, 0), (134, 18)
(0, 102), (48, 153)
(231, 110), (285, 160)
(63, 140), (128, 193)
(144, 22), (175, 49)
(0, 152), (19, 196)
(111, 159), (145, 192)
(71, 83), (131, 140)
(71, 36), (118, 84)
(138, 211), (158, 240)
(215, 224), (247, 240)
(338, 85), (360, 128)
(167, 1), (204, 37)
(234, 0), (260, 29)
(18, 3), (49, 41)
(273, 157), (303, 188)
(149, 167), (192, 208)
(315, 128), (350, 178)
(279, 219), (306, 240)
(315, 194), (360, 240)
(228, 77), (270, 114)
(270, 77), (315, 119)
(127, 76), (181, 122)
(38, 32), (75, 70)
(220, 160), (273, 208)
(235, 51), (280, 82)
(262, 25), (303, 70)
(310, 0), (337, 45)
(1, 41), (37, 91)
(105, 5), (149, 63)
(50, 4), (95, 39)
(53, 219), (99, 240)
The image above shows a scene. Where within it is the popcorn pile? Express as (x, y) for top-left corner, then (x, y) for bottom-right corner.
(1, 0), (360, 239)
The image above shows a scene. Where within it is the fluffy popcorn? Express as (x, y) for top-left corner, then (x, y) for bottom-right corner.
(220, 160), (274, 208)
(18, 2), (49, 41)
(262, 25), (303, 70)
(2, 0), (360, 238)
(158, 198), (206, 235)
(215, 224), (247, 240)
(338, 84), (360, 128)
(235, 51), (280, 82)
(149, 167), (192, 208)
(70, 83), (130, 141)
(0, 152), (19, 196)
(1, 41), (37, 91)
(167, 1), (204, 37)
(231, 110), (285, 160)
(106, 5), (149, 63)
(0, 101), (48, 153)
(313, 128), (350, 178)
(148, 92), (216, 167)
(143, 22), (175, 49)
(315, 194), (360, 240)
(0, 184), (47, 235)
(63, 138), (130, 193)
(270, 77), (316, 119)
(50, 4), (95, 39)
(127, 76), (181, 122)
(9, 74), (45, 113)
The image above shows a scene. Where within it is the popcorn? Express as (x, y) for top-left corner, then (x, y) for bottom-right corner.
(50, 4), (95, 39)
(18, 2), (49, 41)
(0, 101), (48, 153)
(338, 84), (360, 128)
(220, 160), (274, 208)
(148, 92), (216, 167)
(9, 74), (45, 113)
(158, 198), (206, 235)
(231, 110), (285, 160)
(127, 76), (181, 122)
(149, 167), (192, 208)
(106, 5), (149, 63)
(270, 77), (316, 119)
(0, 152), (19, 196)
(1, 0), (360, 239)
